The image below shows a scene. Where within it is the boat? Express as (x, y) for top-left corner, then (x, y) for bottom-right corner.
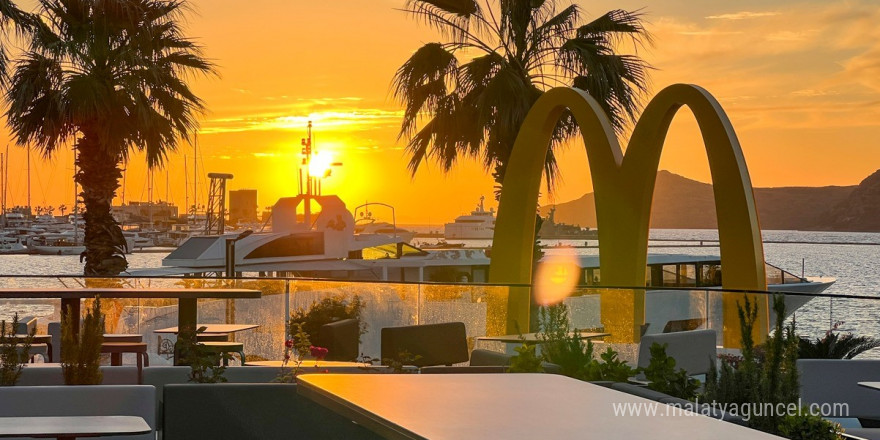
(538, 207), (598, 240)
(27, 232), (85, 255)
(444, 196), (495, 239)
(354, 203), (415, 244)
(0, 235), (26, 254)
(122, 231), (155, 250)
(563, 253), (835, 334)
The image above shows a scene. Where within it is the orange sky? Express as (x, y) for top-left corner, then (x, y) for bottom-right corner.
(2, 0), (879, 224)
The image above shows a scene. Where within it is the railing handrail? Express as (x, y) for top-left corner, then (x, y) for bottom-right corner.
(0, 273), (871, 301)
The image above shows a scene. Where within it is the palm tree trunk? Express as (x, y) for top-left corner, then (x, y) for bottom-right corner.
(76, 131), (128, 276)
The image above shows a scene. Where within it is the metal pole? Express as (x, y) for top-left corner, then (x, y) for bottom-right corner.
(225, 238), (235, 278)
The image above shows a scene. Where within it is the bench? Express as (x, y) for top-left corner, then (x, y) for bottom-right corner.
(163, 383), (382, 439)
(0, 385), (155, 440)
(798, 359), (880, 439)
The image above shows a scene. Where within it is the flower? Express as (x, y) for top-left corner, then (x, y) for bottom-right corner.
(284, 339), (294, 348)
(310, 345), (329, 361)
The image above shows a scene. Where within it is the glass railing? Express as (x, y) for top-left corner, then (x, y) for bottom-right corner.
(0, 275), (877, 364)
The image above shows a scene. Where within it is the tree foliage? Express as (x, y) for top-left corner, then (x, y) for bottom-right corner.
(393, 0), (651, 191)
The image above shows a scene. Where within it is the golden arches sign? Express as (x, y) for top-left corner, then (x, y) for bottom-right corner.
(488, 84), (767, 347)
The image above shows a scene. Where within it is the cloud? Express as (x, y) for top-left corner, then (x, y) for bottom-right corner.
(200, 108), (403, 135)
(705, 11), (780, 20)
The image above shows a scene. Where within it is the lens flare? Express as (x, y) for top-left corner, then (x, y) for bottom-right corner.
(533, 247), (580, 306)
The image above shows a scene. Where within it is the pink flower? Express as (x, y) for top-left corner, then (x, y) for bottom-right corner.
(284, 339), (294, 348)
(310, 345), (329, 361)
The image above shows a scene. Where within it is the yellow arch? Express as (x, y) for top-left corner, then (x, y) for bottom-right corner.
(489, 84), (767, 346)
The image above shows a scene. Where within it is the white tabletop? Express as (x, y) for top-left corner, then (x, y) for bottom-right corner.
(858, 382), (880, 391)
(297, 373), (784, 440)
(0, 415), (151, 438)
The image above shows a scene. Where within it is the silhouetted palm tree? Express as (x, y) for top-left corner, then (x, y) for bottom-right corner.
(0, 0), (29, 83)
(6, 0), (215, 275)
(393, 0), (651, 192)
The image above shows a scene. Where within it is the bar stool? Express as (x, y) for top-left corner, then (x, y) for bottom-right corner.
(103, 334), (143, 366)
(100, 342), (149, 384)
(197, 342), (245, 366)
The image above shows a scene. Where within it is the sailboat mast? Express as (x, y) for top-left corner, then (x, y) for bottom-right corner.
(1, 151), (4, 228)
(73, 143), (79, 244)
(193, 138), (198, 217)
(184, 155), (189, 220)
(26, 145), (31, 217)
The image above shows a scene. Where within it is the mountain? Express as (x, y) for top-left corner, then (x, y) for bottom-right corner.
(821, 170), (880, 232)
(540, 170), (876, 231)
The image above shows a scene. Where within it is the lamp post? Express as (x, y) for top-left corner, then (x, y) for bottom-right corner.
(224, 229), (253, 278)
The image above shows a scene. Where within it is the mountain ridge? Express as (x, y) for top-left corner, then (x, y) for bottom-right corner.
(540, 170), (878, 232)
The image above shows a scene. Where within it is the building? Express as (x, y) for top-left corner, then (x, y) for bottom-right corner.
(112, 201), (179, 225)
(229, 189), (258, 225)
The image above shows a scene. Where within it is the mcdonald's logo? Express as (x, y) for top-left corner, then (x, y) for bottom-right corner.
(488, 84), (767, 347)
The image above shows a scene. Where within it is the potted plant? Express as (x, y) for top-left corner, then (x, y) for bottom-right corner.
(61, 298), (104, 385)
(0, 314), (35, 386)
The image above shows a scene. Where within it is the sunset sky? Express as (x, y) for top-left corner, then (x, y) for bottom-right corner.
(2, 0), (879, 224)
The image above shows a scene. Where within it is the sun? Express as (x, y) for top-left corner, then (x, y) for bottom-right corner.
(309, 151), (335, 177)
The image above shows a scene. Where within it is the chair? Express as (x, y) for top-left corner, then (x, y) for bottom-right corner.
(381, 322), (469, 368)
(469, 348), (512, 366)
(14, 316), (53, 362)
(636, 329), (717, 377)
(198, 341), (245, 366)
(315, 318), (359, 361)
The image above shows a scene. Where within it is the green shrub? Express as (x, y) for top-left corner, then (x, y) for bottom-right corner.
(61, 298), (104, 385)
(509, 303), (635, 381)
(778, 413), (844, 440)
(289, 295), (365, 342)
(798, 321), (880, 359)
(703, 295), (843, 439)
(176, 326), (229, 383)
(0, 314), (34, 386)
(643, 342), (700, 400)
(508, 343), (544, 373)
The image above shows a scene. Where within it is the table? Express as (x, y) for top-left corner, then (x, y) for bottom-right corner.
(153, 324), (259, 334)
(0, 415), (150, 439)
(297, 374), (783, 440)
(0, 288), (261, 338)
(477, 331), (610, 344)
(858, 382), (880, 391)
(245, 360), (371, 367)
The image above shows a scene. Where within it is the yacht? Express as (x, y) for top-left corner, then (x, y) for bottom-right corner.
(444, 196), (496, 239)
(27, 232), (85, 255)
(565, 253), (835, 335)
(137, 194), (489, 282)
(353, 203), (415, 244)
(0, 236), (26, 254)
(122, 231), (155, 250)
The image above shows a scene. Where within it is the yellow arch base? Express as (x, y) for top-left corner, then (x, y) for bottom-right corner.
(488, 84), (768, 347)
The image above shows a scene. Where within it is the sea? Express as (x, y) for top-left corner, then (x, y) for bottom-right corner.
(2, 228), (880, 356)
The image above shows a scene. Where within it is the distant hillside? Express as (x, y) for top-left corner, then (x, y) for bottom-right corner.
(540, 170), (875, 231)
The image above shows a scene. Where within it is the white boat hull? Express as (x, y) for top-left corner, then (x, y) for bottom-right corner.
(31, 245), (85, 255)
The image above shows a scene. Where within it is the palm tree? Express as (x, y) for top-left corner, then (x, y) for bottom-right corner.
(0, 0), (29, 83)
(393, 0), (651, 192)
(6, 0), (215, 275)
